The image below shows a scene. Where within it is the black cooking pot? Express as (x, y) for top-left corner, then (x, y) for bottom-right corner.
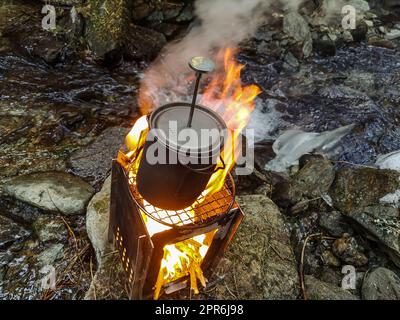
(136, 102), (227, 210)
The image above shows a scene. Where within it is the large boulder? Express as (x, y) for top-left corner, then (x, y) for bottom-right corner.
(362, 267), (400, 300)
(212, 195), (299, 299)
(4, 172), (94, 215)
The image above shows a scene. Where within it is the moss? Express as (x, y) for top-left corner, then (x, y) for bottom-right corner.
(86, 0), (130, 56)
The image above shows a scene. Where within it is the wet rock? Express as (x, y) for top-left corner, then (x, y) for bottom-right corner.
(319, 211), (353, 237)
(347, 0), (370, 14)
(68, 126), (128, 188)
(0, 215), (30, 249)
(0, 197), (42, 224)
(4, 172), (94, 215)
(351, 20), (368, 42)
(86, 0), (130, 57)
(332, 234), (368, 267)
(132, 1), (154, 21)
(31, 38), (67, 64)
(349, 205), (400, 267)
(175, 2), (194, 23)
(234, 168), (270, 195)
(86, 176), (112, 266)
(124, 24), (167, 61)
(157, 0), (184, 21)
(329, 168), (400, 215)
(32, 216), (68, 242)
(37, 243), (64, 266)
(213, 195), (299, 299)
(385, 29), (400, 40)
(313, 39), (336, 57)
(304, 275), (358, 300)
(283, 12), (311, 43)
(362, 267), (400, 300)
(368, 36), (395, 49)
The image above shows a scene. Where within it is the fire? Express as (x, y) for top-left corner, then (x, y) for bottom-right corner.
(124, 48), (260, 299)
(200, 48), (261, 196)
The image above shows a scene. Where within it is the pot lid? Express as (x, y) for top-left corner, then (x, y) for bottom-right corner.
(150, 103), (226, 155)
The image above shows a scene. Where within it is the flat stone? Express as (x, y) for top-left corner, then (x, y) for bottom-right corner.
(305, 275), (358, 300)
(4, 171), (94, 215)
(0, 215), (30, 249)
(68, 126), (128, 188)
(329, 167), (400, 215)
(212, 195), (299, 299)
(362, 267), (400, 300)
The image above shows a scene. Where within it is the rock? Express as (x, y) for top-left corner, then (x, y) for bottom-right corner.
(31, 38), (67, 64)
(332, 234), (368, 267)
(313, 39), (336, 57)
(124, 24), (167, 61)
(86, 176), (112, 266)
(68, 126), (128, 188)
(305, 275), (358, 300)
(284, 52), (299, 68)
(86, 0), (130, 57)
(368, 36), (395, 49)
(362, 267), (400, 300)
(32, 216), (68, 242)
(132, 1), (154, 21)
(175, 2), (194, 23)
(0, 215), (30, 249)
(292, 157), (335, 199)
(283, 12), (311, 43)
(212, 195), (299, 299)
(351, 20), (368, 42)
(349, 205), (400, 267)
(157, 0), (184, 21)
(347, 0), (370, 14)
(302, 38), (313, 58)
(321, 250), (341, 267)
(319, 211), (353, 237)
(4, 172), (94, 215)
(234, 168), (270, 195)
(37, 243), (64, 266)
(0, 196), (42, 224)
(343, 30), (354, 42)
(272, 157), (335, 208)
(329, 168), (400, 215)
(385, 29), (400, 40)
